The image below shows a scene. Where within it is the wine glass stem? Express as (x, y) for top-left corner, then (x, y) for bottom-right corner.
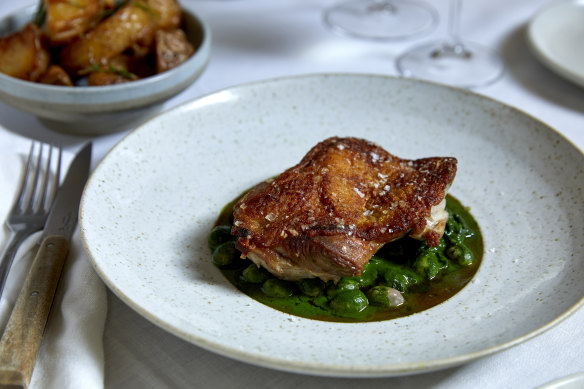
(446, 0), (467, 56)
(369, 0), (396, 14)
(448, 0), (461, 44)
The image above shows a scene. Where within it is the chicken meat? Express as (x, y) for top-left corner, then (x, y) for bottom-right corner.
(232, 137), (457, 282)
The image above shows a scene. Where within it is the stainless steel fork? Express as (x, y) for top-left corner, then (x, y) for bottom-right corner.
(0, 142), (62, 300)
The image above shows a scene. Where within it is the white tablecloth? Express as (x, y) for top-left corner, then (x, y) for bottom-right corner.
(1, 0), (583, 388)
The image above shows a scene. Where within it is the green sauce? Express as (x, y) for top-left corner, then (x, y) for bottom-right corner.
(209, 195), (483, 323)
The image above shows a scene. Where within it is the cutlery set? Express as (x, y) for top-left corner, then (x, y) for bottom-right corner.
(0, 142), (91, 388)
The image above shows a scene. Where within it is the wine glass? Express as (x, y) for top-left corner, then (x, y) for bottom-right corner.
(396, 0), (504, 88)
(323, 0), (439, 41)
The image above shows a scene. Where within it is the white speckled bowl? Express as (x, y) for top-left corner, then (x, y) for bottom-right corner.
(0, 5), (210, 135)
(80, 74), (584, 377)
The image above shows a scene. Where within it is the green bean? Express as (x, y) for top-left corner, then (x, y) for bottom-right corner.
(208, 225), (234, 252)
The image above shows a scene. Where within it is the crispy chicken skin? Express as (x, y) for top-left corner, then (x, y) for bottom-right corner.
(232, 137), (457, 282)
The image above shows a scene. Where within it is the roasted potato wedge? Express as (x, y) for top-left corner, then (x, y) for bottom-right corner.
(87, 70), (132, 85)
(155, 28), (194, 73)
(43, 0), (104, 45)
(38, 64), (74, 85)
(0, 0), (196, 86)
(147, 0), (182, 30)
(0, 23), (49, 81)
(109, 53), (155, 78)
(103, 0), (117, 9)
(59, 2), (156, 74)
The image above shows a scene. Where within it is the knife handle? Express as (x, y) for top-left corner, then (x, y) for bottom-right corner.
(0, 235), (69, 389)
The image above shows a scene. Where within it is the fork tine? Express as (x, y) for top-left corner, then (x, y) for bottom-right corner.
(12, 143), (61, 215)
(27, 143), (44, 213)
(37, 144), (52, 213)
(38, 145), (61, 212)
(0, 142), (62, 301)
(13, 143), (36, 214)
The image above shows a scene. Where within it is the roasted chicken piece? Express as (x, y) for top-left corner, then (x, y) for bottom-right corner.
(232, 137), (457, 282)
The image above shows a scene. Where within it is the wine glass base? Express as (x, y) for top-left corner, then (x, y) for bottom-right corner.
(323, 0), (438, 41)
(396, 40), (504, 88)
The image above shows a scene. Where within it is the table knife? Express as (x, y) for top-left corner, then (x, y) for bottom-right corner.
(0, 143), (92, 389)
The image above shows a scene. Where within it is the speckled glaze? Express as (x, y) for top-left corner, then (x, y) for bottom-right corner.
(79, 74), (584, 377)
(0, 5), (210, 135)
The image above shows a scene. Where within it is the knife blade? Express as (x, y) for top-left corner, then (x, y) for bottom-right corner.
(0, 143), (92, 389)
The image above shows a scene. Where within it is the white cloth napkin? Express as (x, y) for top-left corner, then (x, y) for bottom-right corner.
(0, 135), (107, 389)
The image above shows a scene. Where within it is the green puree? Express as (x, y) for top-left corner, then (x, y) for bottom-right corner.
(209, 195), (483, 323)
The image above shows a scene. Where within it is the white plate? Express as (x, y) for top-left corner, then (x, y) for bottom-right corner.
(537, 372), (584, 389)
(80, 74), (584, 377)
(527, 0), (584, 88)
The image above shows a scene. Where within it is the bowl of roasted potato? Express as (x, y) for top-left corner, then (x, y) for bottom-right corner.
(0, 0), (210, 135)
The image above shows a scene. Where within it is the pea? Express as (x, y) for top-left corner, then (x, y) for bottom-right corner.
(298, 278), (325, 297)
(212, 241), (239, 267)
(367, 286), (405, 307)
(446, 243), (474, 266)
(330, 290), (368, 314)
(208, 225), (234, 252)
(261, 279), (294, 298)
(241, 264), (269, 283)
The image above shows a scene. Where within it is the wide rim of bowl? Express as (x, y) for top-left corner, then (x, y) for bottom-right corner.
(0, 4), (211, 109)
